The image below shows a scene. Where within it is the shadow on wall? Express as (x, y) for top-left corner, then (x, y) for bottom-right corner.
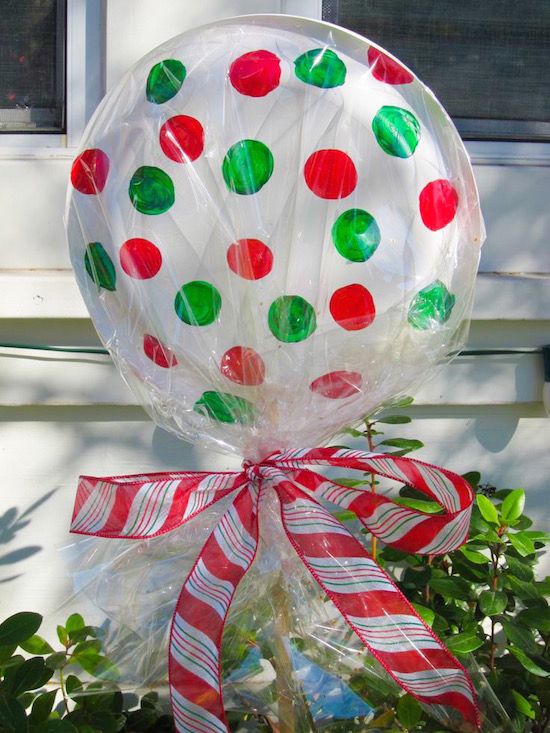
(0, 489), (56, 584)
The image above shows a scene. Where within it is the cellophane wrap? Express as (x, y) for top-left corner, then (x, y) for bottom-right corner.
(63, 13), (499, 732)
(66, 14), (484, 461)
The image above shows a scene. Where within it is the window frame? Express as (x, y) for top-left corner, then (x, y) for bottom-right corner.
(0, 0), (104, 155)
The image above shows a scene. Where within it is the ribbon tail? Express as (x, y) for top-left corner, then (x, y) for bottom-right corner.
(274, 476), (480, 729)
(169, 482), (260, 733)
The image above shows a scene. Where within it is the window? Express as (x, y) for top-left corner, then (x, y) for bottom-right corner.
(0, 0), (66, 134)
(322, 0), (550, 141)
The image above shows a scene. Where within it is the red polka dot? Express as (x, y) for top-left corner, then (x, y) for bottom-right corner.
(143, 334), (178, 368)
(310, 371), (363, 399)
(160, 115), (204, 163)
(71, 149), (109, 194)
(330, 284), (375, 330)
(304, 149), (357, 199)
(368, 48), (414, 85)
(220, 346), (265, 386)
(229, 50), (281, 97)
(227, 239), (273, 280)
(120, 238), (162, 279)
(419, 179), (459, 231)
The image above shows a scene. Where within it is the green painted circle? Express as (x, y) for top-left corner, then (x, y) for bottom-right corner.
(222, 139), (274, 195)
(332, 209), (381, 262)
(194, 391), (256, 425)
(129, 166), (175, 215)
(84, 242), (116, 291)
(294, 48), (346, 88)
(174, 281), (222, 326)
(372, 106), (420, 158)
(146, 59), (186, 104)
(408, 280), (456, 330)
(268, 295), (316, 343)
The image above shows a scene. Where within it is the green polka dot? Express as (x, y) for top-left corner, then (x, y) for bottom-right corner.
(332, 209), (381, 262)
(175, 281), (221, 326)
(146, 59), (186, 104)
(408, 280), (456, 330)
(129, 166), (174, 215)
(268, 295), (316, 343)
(222, 140), (274, 195)
(372, 106), (420, 159)
(84, 242), (116, 291)
(194, 391), (256, 425)
(294, 48), (346, 88)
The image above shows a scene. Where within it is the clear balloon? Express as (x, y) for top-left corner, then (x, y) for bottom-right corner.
(66, 14), (484, 459)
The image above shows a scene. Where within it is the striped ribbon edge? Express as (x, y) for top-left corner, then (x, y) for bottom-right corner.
(273, 473), (479, 729)
(268, 448), (474, 555)
(70, 471), (246, 539)
(168, 482), (260, 733)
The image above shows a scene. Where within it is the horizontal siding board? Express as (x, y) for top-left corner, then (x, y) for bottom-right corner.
(1, 271), (549, 320)
(0, 348), (543, 407)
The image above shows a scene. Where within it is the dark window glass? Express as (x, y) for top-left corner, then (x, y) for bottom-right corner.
(0, 0), (66, 133)
(323, 0), (550, 141)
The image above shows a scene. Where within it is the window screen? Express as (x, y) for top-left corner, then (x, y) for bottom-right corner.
(323, 0), (550, 141)
(0, 0), (66, 133)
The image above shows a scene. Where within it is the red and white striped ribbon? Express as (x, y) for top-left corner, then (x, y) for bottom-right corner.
(71, 448), (480, 731)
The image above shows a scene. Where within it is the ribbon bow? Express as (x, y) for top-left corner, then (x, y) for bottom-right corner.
(71, 447), (479, 731)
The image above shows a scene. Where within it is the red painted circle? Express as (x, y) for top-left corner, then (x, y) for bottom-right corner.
(160, 115), (204, 163)
(143, 334), (178, 368)
(220, 346), (265, 386)
(329, 284), (375, 330)
(227, 238), (273, 280)
(120, 238), (162, 279)
(368, 48), (414, 85)
(419, 179), (459, 231)
(310, 371), (363, 399)
(71, 149), (110, 194)
(229, 50), (281, 97)
(304, 149), (357, 199)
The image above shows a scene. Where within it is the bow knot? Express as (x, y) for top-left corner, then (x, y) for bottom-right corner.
(71, 447), (480, 731)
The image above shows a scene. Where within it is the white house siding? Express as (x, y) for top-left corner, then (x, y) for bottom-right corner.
(0, 0), (549, 625)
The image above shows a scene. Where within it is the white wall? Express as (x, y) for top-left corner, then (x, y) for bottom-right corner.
(0, 0), (549, 624)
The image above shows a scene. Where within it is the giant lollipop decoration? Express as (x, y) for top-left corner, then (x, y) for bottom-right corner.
(67, 14), (485, 732)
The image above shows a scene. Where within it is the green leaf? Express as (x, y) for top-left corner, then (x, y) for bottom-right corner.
(509, 647), (550, 677)
(429, 575), (471, 598)
(65, 614), (85, 636)
(42, 721), (78, 732)
(333, 510), (357, 523)
(502, 619), (540, 656)
(388, 395), (414, 407)
(0, 691), (29, 732)
(0, 643), (17, 664)
(505, 575), (543, 601)
(342, 427), (364, 438)
(508, 532), (536, 557)
(332, 478), (368, 488)
(460, 546), (489, 565)
(376, 415), (412, 424)
(506, 555), (534, 582)
(462, 471), (481, 490)
(511, 690), (536, 720)
(412, 604), (435, 627)
(517, 606), (550, 633)
(17, 692), (34, 710)
(445, 632), (484, 655)
(19, 634), (54, 655)
(29, 689), (58, 723)
(501, 489), (525, 524)
(479, 590), (508, 616)
(0, 612), (42, 647)
(3, 657), (53, 696)
(394, 497), (441, 513)
(476, 494), (499, 525)
(56, 625), (68, 646)
(396, 694), (422, 728)
(126, 708), (157, 731)
(46, 652), (67, 670)
(378, 438), (424, 452)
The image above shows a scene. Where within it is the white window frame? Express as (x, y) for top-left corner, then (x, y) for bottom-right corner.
(0, 0), (104, 159)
